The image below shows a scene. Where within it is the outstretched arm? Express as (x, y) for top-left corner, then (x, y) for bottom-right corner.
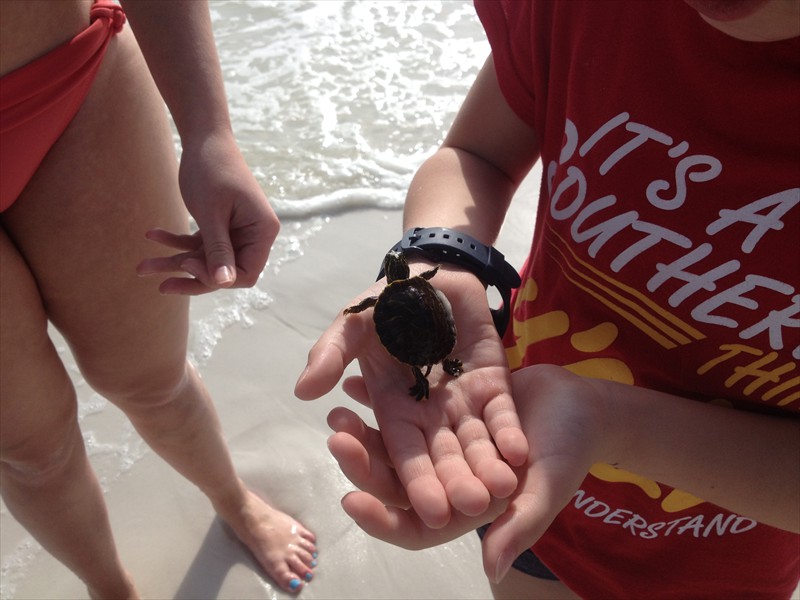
(122, 0), (279, 294)
(296, 56), (540, 527)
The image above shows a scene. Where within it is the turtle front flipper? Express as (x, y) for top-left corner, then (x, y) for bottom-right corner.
(409, 365), (431, 401)
(344, 296), (378, 315)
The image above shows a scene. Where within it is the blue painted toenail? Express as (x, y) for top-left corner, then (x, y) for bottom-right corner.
(289, 578), (301, 591)
(311, 560), (318, 568)
(312, 551), (318, 559)
(305, 572), (313, 582)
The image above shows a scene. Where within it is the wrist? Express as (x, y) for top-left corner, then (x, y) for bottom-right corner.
(403, 255), (484, 284)
(178, 120), (236, 153)
(379, 227), (521, 335)
(583, 376), (650, 474)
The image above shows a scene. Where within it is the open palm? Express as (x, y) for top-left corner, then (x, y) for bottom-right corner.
(296, 262), (528, 528)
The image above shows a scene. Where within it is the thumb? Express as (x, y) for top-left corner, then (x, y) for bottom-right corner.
(295, 299), (378, 399)
(480, 478), (567, 584)
(295, 325), (359, 400)
(201, 224), (237, 287)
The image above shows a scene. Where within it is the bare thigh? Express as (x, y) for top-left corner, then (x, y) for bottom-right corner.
(0, 229), (80, 467)
(2, 27), (191, 399)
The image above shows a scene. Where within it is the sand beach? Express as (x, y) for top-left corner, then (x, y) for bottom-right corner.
(0, 166), (539, 598)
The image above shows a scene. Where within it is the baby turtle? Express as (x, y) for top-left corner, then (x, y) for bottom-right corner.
(344, 251), (463, 400)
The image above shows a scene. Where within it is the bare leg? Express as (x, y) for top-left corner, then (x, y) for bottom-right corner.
(0, 232), (138, 599)
(1, 26), (315, 594)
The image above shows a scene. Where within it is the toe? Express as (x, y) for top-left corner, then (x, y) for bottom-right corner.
(288, 577), (303, 593)
(289, 553), (315, 578)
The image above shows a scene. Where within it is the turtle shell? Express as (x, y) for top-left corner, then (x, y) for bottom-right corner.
(372, 275), (456, 368)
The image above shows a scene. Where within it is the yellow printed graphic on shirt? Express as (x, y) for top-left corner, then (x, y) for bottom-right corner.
(506, 276), (705, 513)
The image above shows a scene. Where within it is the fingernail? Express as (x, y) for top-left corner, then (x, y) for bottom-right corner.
(289, 578), (301, 591)
(214, 265), (235, 285)
(494, 549), (515, 583)
(304, 572), (313, 582)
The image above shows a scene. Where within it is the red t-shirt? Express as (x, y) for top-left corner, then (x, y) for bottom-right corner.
(475, 1), (800, 597)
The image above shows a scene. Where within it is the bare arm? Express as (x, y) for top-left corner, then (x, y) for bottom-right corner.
(591, 373), (800, 532)
(295, 56), (539, 526)
(403, 56), (539, 242)
(119, 0), (230, 142)
(122, 0), (280, 293)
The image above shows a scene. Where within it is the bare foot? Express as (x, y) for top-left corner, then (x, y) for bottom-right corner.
(216, 489), (318, 593)
(87, 569), (139, 599)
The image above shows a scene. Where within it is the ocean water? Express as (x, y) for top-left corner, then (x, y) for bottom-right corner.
(213, 0), (487, 217)
(188, 0), (489, 365)
(0, 1), (490, 595)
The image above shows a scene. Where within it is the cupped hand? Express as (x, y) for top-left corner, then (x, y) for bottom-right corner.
(137, 131), (280, 295)
(295, 262), (529, 529)
(326, 364), (609, 584)
(327, 403), (509, 550)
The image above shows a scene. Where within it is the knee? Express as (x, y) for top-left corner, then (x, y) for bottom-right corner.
(87, 359), (192, 414)
(1, 413), (84, 487)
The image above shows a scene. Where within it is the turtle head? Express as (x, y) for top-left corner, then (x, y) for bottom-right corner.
(383, 250), (410, 283)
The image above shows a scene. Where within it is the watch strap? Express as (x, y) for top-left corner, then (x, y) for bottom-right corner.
(378, 227), (521, 335)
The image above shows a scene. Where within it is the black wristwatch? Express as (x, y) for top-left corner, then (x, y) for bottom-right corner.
(378, 227), (521, 335)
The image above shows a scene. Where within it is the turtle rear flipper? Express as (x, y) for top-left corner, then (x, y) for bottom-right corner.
(409, 365), (431, 401)
(443, 358), (463, 377)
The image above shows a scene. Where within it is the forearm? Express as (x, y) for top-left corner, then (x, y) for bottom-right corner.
(590, 375), (800, 532)
(119, 0), (232, 142)
(403, 147), (516, 245)
(403, 56), (540, 246)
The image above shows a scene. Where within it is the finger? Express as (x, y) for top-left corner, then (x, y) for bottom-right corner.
(342, 491), (508, 551)
(482, 390), (529, 468)
(197, 219), (237, 288)
(380, 421), (451, 529)
(137, 250), (203, 276)
(137, 256), (187, 276)
(144, 228), (203, 251)
(341, 375), (373, 409)
(455, 414), (518, 500)
(156, 276), (216, 296)
(341, 492), (425, 549)
(327, 431), (409, 508)
(327, 407), (388, 464)
(225, 223), (275, 288)
(148, 256), (217, 295)
(426, 421), (491, 517)
(480, 488), (556, 584)
(294, 312), (371, 400)
(179, 257), (218, 289)
(482, 451), (589, 584)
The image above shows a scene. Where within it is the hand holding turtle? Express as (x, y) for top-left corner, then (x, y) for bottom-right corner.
(137, 130), (280, 295)
(327, 364), (608, 584)
(296, 254), (529, 529)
